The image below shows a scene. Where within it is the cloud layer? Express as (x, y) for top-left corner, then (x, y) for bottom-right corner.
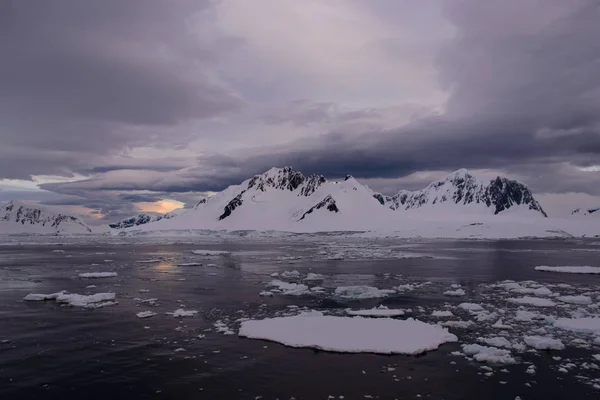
(2, 0), (599, 221)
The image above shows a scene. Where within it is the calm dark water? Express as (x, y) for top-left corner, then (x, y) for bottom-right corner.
(1, 237), (599, 399)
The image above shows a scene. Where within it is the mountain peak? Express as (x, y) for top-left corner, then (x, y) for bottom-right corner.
(247, 166), (326, 196)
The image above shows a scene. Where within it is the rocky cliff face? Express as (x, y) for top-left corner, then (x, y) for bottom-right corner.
(375, 169), (547, 217)
(1, 201), (92, 233)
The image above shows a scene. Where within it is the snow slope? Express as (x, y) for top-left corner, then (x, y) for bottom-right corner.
(119, 166), (588, 238)
(0, 201), (92, 234)
(374, 169), (547, 216)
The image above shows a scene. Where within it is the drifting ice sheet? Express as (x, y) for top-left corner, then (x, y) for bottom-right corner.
(24, 291), (116, 308)
(554, 318), (600, 334)
(78, 272), (118, 278)
(239, 313), (457, 355)
(346, 306), (405, 317)
(534, 266), (600, 274)
(335, 286), (396, 299)
(507, 296), (556, 307)
(523, 335), (565, 350)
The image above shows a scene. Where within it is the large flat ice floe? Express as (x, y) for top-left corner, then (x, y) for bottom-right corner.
(334, 286), (396, 300)
(78, 272), (118, 278)
(24, 291), (117, 308)
(554, 318), (600, 334)
(534, 266), (600, 274)
(239, 312), (457, 355)
(507, 296), (556, 307)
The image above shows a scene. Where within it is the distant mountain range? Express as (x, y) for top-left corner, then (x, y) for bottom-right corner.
(115, 167), (550, 233)
(0, 201), (91, 234)
(3, 167), (595, 237)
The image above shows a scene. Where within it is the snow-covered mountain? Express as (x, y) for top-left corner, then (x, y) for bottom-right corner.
(109, 210), (181, 229)
(0, 201), (92, 234)
(374, 169), (547, 217)
(126, 167), (548, 234)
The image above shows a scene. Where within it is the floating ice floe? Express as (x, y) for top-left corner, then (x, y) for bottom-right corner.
(478, 336), (513, 349)
(239, 312), (457, 355)
(523, 335), (565, 350)
(166, 309), (198, 317)
(135, 259), (161, 264)
(491, 319), (513, 330)
(334, 286), (395, 300)
(268, 280), (310, 296)
(259, 291), (274, 297)
(441, 320), (474, 329)
(458, 303), (484, 312)
(136, 311), (157, 319)
(176, 262), (203, 266)
(214, 320), (235, 335)
(444, 289), (466, 297)
(554, 318), (600, 334)
(304, 273), (325, 281)
(78, 272), (118, 278)
(52, 249), (65, 253)
(507, 296), (556, 307)
(461, 344), (517, 364)
(431, 310), (454, 317)
(556, 295), (593, 305)
(281, 270), (301, 279)
(24, 291), (117, 308)
(534, 266), (600, 274)
(191, 250), (230, 256)
(346, 306), (405, 317)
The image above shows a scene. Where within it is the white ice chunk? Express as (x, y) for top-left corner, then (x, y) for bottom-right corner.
(523, 335), (565, 350)
(461, 344), (516, 364)
(535, 266), (600, 274)
(304, 273), (325, 281)
(431, 310), (454, 318)
(492, 319), (513, 329)
(78, 272), (118, 278)
(166, 309), (198, 317)
(444, 289), (466, 297)
(554, 318), (600, 334)
(508, 297), (556, 307)
(441, 320), (474, 328)
(136, 311), (157, 319)
(556, 295), (593, 305)
(458, 303), (484, 311)
(334, 286), (395, 300)
(239, 314), (457, 355)
(23, 291), (65, 301)
(478, 337), (513, 349)
(281, 270), (301, 279)
(55, 292), (116, 308)
(268, 280), (310, 296)
(346, 306), (405, 317)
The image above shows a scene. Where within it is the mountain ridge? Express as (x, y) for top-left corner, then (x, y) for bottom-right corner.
(0, 201), (92, 234)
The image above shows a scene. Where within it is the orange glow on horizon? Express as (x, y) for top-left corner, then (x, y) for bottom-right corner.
(137, 200), (183, 214)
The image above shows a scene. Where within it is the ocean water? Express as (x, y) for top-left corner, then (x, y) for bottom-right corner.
(1, 237), (599, 399)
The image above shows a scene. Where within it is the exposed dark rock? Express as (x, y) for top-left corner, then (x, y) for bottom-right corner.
(298, 195), (339, 221)
(218, 190), (245, 221)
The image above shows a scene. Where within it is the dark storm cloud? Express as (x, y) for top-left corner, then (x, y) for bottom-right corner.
(10, 0), (600, 218)
(0, 0), (243, 178)
(227, 0), (600, 192)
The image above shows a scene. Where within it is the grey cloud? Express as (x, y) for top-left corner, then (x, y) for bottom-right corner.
(0, 0), (243, 179)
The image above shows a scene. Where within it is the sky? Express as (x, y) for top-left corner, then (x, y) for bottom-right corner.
(1, 0), (599, 223)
